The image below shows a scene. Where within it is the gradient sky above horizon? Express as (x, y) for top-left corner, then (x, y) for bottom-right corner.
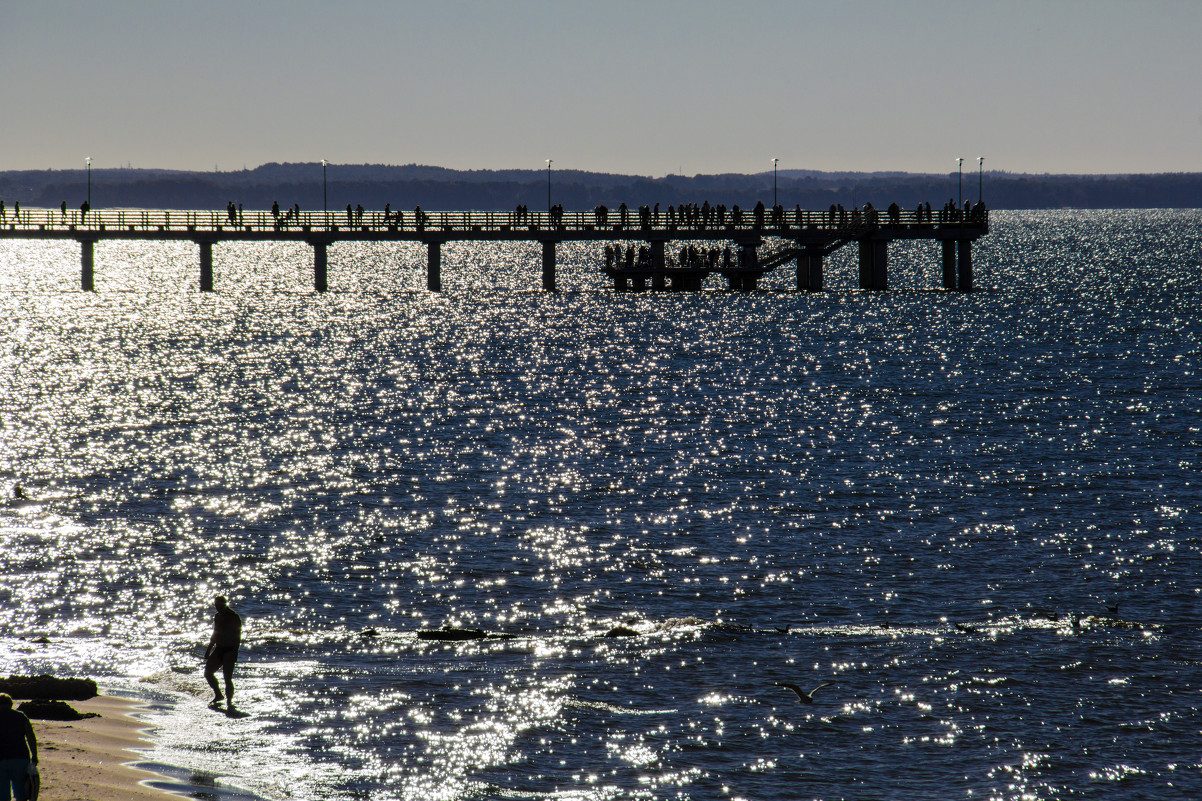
(2, 0), (1199, 176)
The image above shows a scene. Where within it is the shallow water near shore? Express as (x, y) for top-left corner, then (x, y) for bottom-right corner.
(2, 210), (1201, 800)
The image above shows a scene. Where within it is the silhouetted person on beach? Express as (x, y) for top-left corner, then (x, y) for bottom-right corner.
(204, 595), (242, 708)
(0, 693), (37, 801)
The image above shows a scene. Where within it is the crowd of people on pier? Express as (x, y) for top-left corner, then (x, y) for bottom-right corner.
(604, 243), (733, 272)
(0, 195), (986, 233)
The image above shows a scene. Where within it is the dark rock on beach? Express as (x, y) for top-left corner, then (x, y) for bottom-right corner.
(18, 699), (100, 721)
(0, 674), (99, 701)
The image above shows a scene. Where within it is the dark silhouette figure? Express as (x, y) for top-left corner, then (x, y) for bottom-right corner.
(204, 595), (243, 708)
(774, 681), (833, 704)
(0, 692), (38, 797)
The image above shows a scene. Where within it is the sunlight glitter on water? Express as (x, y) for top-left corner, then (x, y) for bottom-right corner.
(2, 211), (1201, 799)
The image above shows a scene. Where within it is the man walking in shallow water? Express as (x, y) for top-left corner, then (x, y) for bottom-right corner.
(204, 595), (242, 708)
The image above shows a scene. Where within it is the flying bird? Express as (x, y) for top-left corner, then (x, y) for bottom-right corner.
(774, 681), (833, 704)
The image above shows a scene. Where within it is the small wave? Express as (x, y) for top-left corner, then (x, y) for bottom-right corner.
(563, 698), (677, 716)
(139, 670), (211, 698)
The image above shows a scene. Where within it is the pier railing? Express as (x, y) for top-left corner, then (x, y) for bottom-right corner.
(0, 206), (987, 236)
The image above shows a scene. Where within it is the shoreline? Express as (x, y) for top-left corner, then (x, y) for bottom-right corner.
(33, 695), (182, 801)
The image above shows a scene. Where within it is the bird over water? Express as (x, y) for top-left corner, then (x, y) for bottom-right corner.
(774, 681), (834, 703)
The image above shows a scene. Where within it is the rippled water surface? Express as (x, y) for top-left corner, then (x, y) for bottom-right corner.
(2, 210), (1201, 800)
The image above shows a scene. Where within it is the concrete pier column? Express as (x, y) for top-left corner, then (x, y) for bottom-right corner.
(797, 251), (824, 291)
(809, 251), (824, 291)
(727, 273), (743, 291)
(650, 240), (665, 271)
(942, 240), (957, 289)
(427, 241), (442, 292)
(312, 241), (328, 293)
(542, 240), (556, 291)
(957, 239), (973, 292)
(858, 241), (874, 289)
(80, 239), (95, 291)
(199, 240), (214, 292)
(872, 240), (888, 290)
(614, 274), (629, 291)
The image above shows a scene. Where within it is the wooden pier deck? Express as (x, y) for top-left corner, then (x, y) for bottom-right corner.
(0, 206), (989, 292)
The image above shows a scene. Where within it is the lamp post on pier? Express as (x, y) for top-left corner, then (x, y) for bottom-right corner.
(86, 157), (92, 207)
(977, 156), (984, 204)
(772, 158), (779, 207)
(322, 160), (328, 213)
(546, 159), (553, 212)
(956, 157), (963, 210)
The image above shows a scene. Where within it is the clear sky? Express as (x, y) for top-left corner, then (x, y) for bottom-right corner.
(2, 0), (1199, 176)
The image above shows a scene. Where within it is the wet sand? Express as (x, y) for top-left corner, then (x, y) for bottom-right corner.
(31, 695), (178, 801)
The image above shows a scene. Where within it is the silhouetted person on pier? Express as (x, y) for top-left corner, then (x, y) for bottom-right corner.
(60, 200), (67, 218)
(80, 201), (89, 219)
(753, 201), (765, 230)
(0, 200), (5, 220)
(272, 200), (280, 219)
(356, 204), (365, 225)
(204, 595), (242, 708)
(732, 205), (742, 227)
(415, 205), (425, 231)
(619, 202), (629, 227)
(346, 204), (354, 226)
(13, 202), (20, 218)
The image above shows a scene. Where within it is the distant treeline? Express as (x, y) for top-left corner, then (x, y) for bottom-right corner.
(3, 163), (1201, 211)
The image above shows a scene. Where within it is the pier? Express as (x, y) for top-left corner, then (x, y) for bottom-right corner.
(0, 205), (988, 292)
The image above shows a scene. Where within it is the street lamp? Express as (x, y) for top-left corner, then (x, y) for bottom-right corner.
(772, 158), (779, 208)
(977, 156), (985, 204)
(86, 156), (92, 207)
(322, 159), (328, 212)
(956, 157), (963, 210)
(546, 159), (553, 212)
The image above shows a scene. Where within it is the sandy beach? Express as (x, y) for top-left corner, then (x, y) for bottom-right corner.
(30, 695), (178, 801)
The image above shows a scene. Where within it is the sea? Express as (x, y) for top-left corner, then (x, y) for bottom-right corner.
(1, 209), (1200, 801)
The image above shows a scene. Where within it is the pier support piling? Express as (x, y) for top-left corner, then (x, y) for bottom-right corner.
(858, 240), (888, 290)
(199, 240), (214, 292)
(80, 239), (95, 291)
(312, 241), (328, 293)
(542, 241), (556, 291)
(942, 241), (957, 290)
(957, 239), (973, 292)
(797, 250), (824, 291)
(427, 241), (442, 292)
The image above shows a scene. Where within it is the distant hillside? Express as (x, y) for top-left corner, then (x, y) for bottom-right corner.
(2, 164), (1200, 211)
